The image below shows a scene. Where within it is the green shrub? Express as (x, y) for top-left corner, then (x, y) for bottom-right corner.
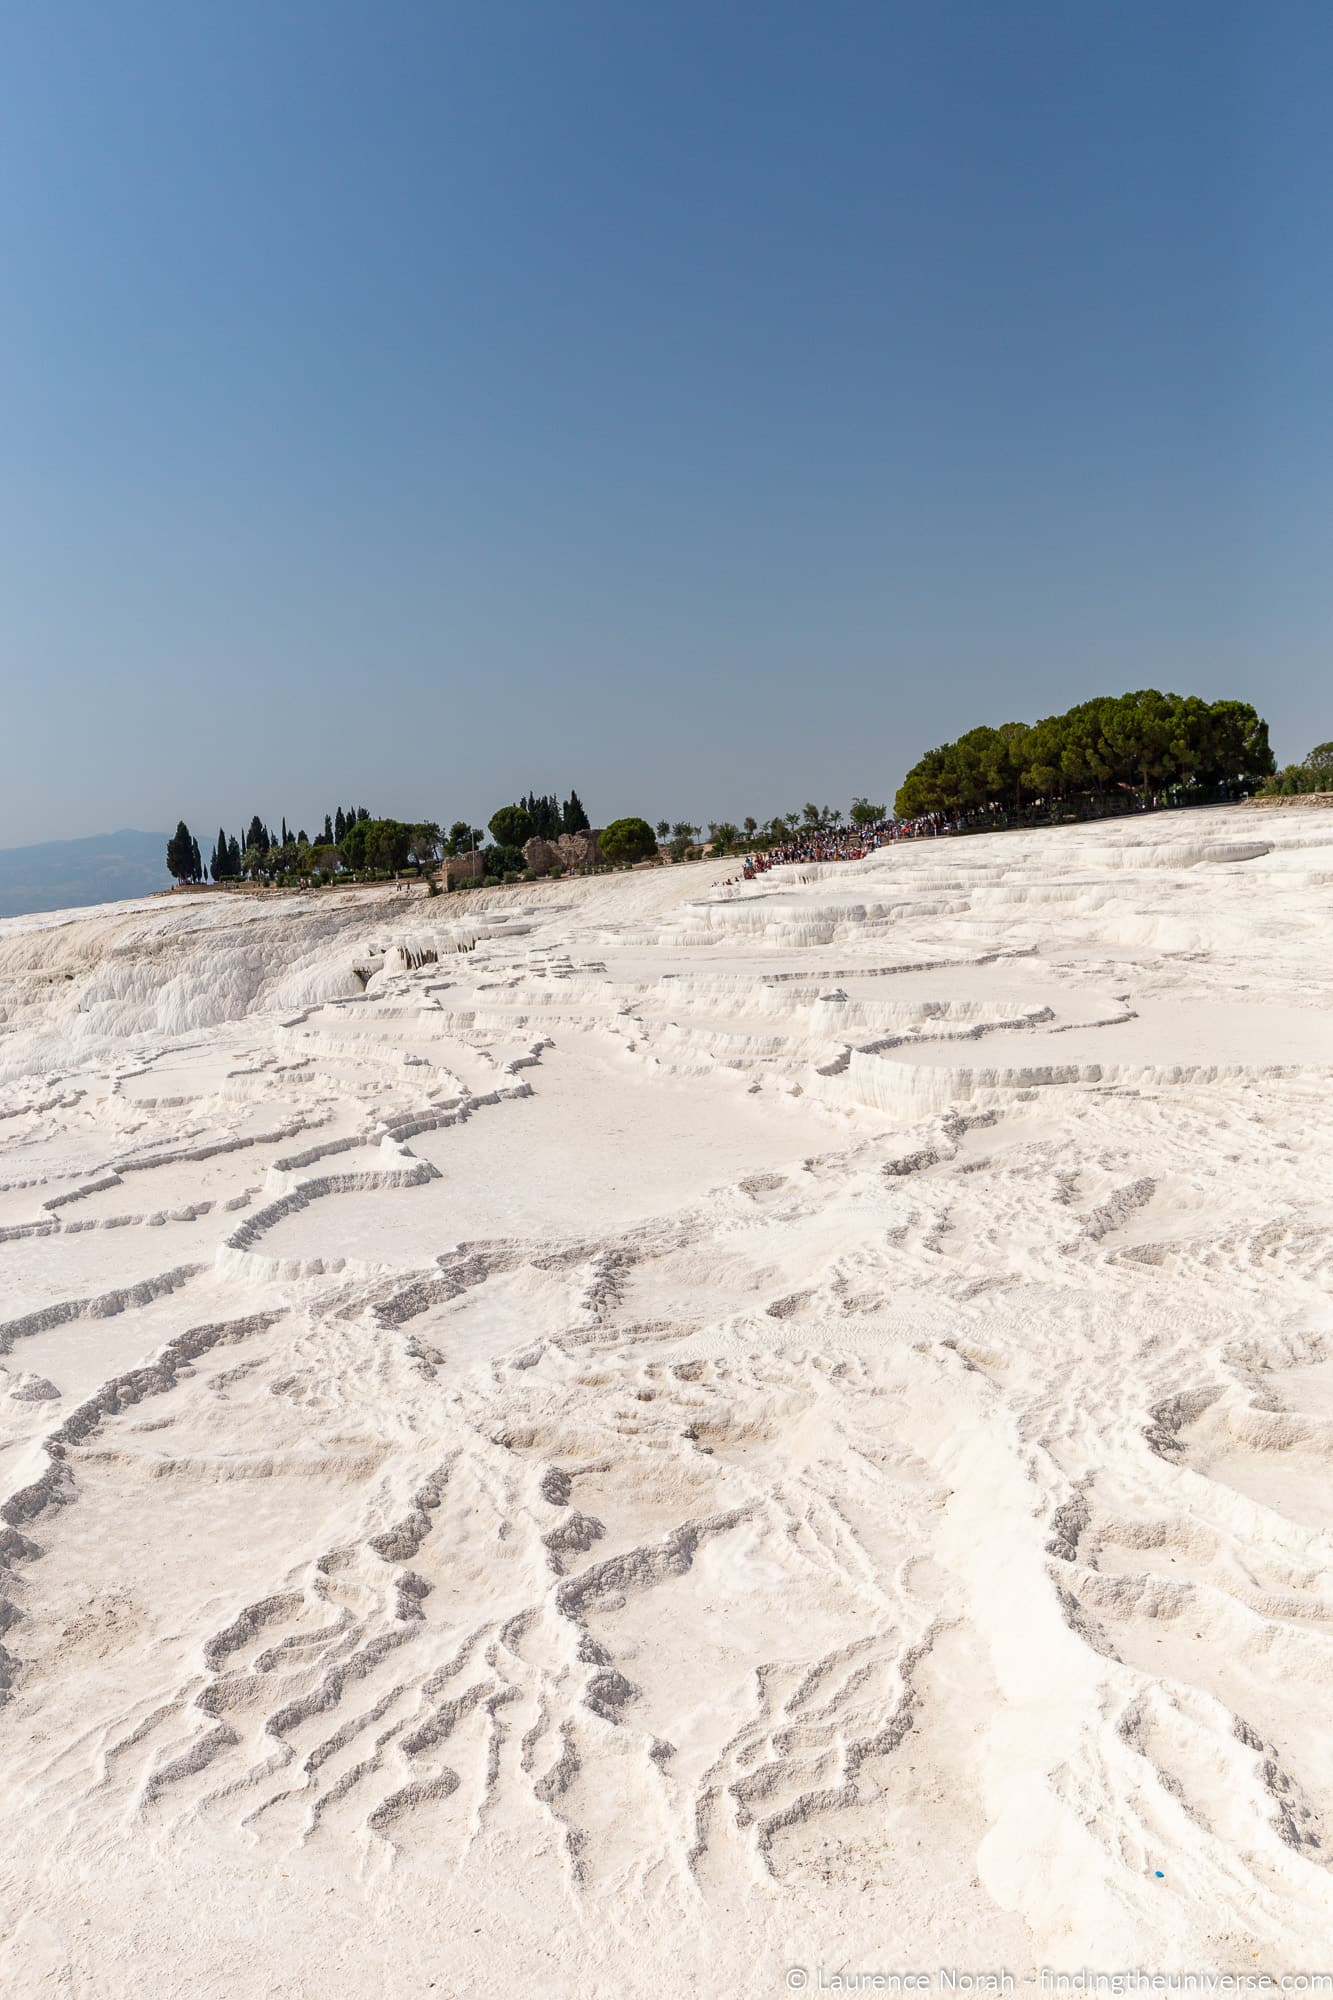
(600, 816), (657, 865)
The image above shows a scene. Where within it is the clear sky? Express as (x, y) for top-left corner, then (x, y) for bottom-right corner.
(2, 1), (1329, 846)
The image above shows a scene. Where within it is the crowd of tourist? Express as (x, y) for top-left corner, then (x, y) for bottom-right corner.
(717, 764), (1265, 888)
(735, 811), (955, 880)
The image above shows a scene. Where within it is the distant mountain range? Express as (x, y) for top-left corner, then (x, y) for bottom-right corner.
(0, 830), (170, 920)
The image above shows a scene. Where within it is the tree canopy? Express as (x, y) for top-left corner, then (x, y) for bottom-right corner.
(1261, 740), (1333, 795)
(488, 804), (534, 850)
(894, 692), (1274, 819)
(600, 816), (657, 865)
(337, 817), (412, 873)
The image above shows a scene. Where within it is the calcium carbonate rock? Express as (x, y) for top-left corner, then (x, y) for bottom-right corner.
(6, 1371), (59, 1402)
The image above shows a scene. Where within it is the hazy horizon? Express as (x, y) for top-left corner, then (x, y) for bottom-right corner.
(4, 1), (1329, 847)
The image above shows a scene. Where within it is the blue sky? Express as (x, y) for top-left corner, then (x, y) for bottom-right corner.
(2, 1), (1329, 845)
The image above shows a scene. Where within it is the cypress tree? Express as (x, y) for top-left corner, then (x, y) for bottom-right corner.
(228, 835), (241, 875)
(334, 807), (346, 843)
(166, 820), (192, 882)
(190, 835), (202, 882)
(563, 789), (590, 834)
(324, 813), (334, 845)
(524, 793), (560, 839)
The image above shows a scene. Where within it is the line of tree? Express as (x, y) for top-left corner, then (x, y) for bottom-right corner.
(169, 786), (897, 890)
(1260, 741), (1333, 795)
(643, 801), (885, 862)
(893, 692), (1275, 820)
(193, 807), (374, 883)
(166, 789), (598, 889)
(165, 691), (1296, 897)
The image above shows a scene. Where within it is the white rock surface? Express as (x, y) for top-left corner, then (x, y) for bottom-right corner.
(1, 808), (1332, 1994)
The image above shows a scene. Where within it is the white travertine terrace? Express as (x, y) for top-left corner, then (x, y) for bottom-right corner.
(1, 806), (1332, 1994)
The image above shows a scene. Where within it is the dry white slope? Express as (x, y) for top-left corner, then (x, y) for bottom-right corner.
(1, 808), (1332, 1996)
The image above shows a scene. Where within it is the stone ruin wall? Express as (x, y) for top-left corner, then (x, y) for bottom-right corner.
(442, 850), (486, 886)
(522, 831), (606, 874)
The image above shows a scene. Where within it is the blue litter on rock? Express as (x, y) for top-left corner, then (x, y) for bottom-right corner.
(1154, 1871), (1165, 1879)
